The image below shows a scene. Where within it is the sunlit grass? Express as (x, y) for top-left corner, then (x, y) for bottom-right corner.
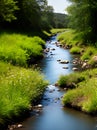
(70, 46), (81, 54)
(59, 68), (97, 114)
(0, 33), (45, 66)
(62, 77), (97, 113)
(57, 29), (97, 65)
(51, 28), (66, 34)
(81, 46), (97, 60)
(57, 29), (82, 46)
(0, 61), (48, 125)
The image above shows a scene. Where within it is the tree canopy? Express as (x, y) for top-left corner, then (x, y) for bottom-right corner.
(67, 0), (97, 44)
(0, 0), (55, 30)
(0, 0), (18, 22)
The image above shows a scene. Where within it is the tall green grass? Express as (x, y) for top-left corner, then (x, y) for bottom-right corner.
(0, 61), (48, 126)
(58, 68), (97, 114)
(70, 46), (81, 54)
(57, 29), (83, 46)
(62, 77), (97, 114)
(58, 72), (86, 89)
(50, 28), (66, 34)
(57, 29), (97, 65)
(0, 33), (45, 66)
(81, 46), (97, 60)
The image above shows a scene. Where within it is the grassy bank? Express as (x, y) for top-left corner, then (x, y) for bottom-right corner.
(50, 28), (66, 35)
(57, 29), (97, 114)
(0, 33), (45, 66)
(0, 61), (48, 127)
(58, 69), (97, 114)
(0, 30), (49, 128)
(57, 29), (97, 66)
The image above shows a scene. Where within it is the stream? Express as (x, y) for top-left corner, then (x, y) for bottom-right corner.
(17, 35), (97, 130)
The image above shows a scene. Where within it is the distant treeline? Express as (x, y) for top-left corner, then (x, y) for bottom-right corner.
(54, 13), (68, 28)
(0, 0), (68, 32)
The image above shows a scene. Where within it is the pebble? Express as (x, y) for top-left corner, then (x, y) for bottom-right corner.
(17, 124), (23, 128)
(37, 104), (43, 108)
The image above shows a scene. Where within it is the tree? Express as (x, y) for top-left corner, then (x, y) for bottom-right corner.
(0, 0), (18, 22)
(41, 5), (54, 30)
(14, 0), (54, 30)
(54, 13), (68, 28)
(0, 0), (54, 31)
(15, 0), (41, 29)
(67, 0), (97, 43)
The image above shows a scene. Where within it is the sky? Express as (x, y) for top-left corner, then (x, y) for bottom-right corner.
(47, 0), (71, 14)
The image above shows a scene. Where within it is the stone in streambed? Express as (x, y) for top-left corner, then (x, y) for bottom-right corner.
(63, 66), (68, 69)
(72, 67), (78, 71)
(60, 60), (69, 64)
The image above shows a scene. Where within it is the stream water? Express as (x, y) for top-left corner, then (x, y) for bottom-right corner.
(17, 35), (97, 130)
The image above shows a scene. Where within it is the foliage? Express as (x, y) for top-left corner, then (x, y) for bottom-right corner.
(41, 5), (54, 30)
(0, 0), (18, 22)
(16, 0), (41, 29)
(0, 33), (45, 66)
(0, 0), (68, 31)
(53, 13), (68, 28)
(0, 61), (48, 125)
(7, 0), (55, 30)
(0, 0), (55, 31)
(67, 0), (97, 43)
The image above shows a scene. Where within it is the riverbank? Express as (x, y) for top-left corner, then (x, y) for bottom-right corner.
(0, 61), (48, 129)
(57, 29), (97, 114)
(0, 27), (66, 129)
(57, 29), (97, 68)
(0, 33), (46, 66)
(13, 33), (97, 130)
(0, 29), (51, 129)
